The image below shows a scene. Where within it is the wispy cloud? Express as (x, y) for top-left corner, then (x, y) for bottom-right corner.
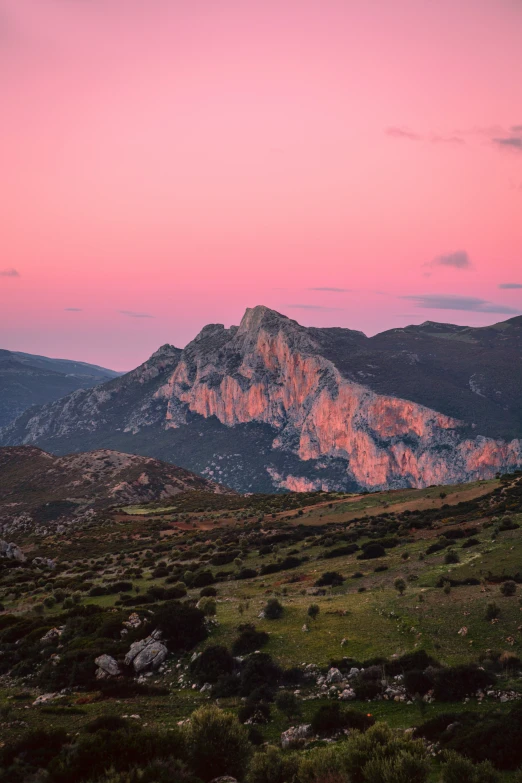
(386, 127), (422, 141)
(386, 127), (464, 145)
(401, 294), (519, 314)
(307, 287), (351, 292)
(0, 268), (20, 277)
(64, 307), (82, 311)
(511, 125), (522, 133)
(119, 310), (154, 318)
(499, 283), (522, 289)
(493, 136), (522, 151)
(425, 250), (471, 271)
(285, 304), (342, 311)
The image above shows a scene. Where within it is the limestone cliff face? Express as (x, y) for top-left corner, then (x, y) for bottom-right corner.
(2, 306), (521, 492)
(151, 306), (522, 490)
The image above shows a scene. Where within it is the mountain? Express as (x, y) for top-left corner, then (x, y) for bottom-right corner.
(2, 306), (522, 493)
(0, 349), (122, 428)
(0, 445), (232, 530)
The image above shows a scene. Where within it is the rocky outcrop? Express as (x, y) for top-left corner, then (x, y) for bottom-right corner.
(0, 540), (26, 562)
(125, 630), (168, 673)
(95, 654), (122, 679)
(2, 306), (522, 492)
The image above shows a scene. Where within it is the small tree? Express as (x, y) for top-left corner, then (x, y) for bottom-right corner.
(264, 598), (283, 620)
(185, 705), (251, 782)
(500, 580), (517, 597)
(198, 597), (217, 617)
(275, 691), (301, 720)
(394, 577), (406, 596)
(308, 604), (320, 621)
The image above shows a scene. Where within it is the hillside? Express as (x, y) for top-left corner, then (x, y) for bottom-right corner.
(2, 472), (522, 779)
(0, 348), (121, 428)
(0, 446), (233, 533)
(2, 306), (522, 493)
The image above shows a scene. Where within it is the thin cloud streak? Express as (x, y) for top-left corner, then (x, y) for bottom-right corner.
(499, 283), (522, 289)
(401, 294), (519, 314)
(285, 304), (342, 311)
(308, 287), (351, 292)
(0, 268), (20, 277)
(64, 307), (82, 311)
(119, 310), (154, 319)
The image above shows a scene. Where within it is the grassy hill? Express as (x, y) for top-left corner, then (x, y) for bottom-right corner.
(2, 471), (522, 779)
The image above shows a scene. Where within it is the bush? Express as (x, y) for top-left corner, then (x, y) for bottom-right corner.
(394, 577), (406, 595)
(232, 625), (269, 656)
(308, 604), (320, 620)
(404, 669), (434, 697)
(500, 580), (517, 597)
(240, 653), (282, 696)
(197, 597), (217, 616)
(357, 544), (386, 560)
(184, 706), (251, 782)
(444, 551), (460, 565)
(315, 571), (344, 587)
(432, 664), (495, 702)
(199, 586), (217, 598)
(247, 745), (299, 783)
(191, 645), (235, 685)
(441, 751), (500, 783)
(310, 703), (373, 736)
(275, 691), (301, 719)
(297, 743), (350, 783)
(264, 598), (283, 620)
(485, 602), (500, 620)
(152, 601), (207, 651)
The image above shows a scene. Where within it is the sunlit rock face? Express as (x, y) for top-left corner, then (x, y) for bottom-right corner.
(2, 305), (522, 492)
(152, 306), (522, 490)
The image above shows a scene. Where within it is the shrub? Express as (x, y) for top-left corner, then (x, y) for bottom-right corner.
(247, 745), (299, 783)
(240, 653), (282, 696)
(184, 706), (251, 782)
(232, 625), (269, 656)
(485, 602), (500, 620)
(191, 645), (235, 685)
(264, 598), (283, 620)
(236, 568), (258, 580)
(404, 669), (434, 696)
(310, 703), (374, 736)
(197, 597), (217, 616)
(315, 571), (344, 587)
(297, 743), (350, 783)
(152, 601), (207, 651)
(308, 604), (320, 620)
(199, 586), (217, 597)
(275, 691), (301, 719)
(500, 580), (517, 597)
(432, 664), (495, 702)
(444, 551), (460, 565)
(394, 577), (406, 595)
(441, 751), (500, 783)
(357, 544), (386, 560)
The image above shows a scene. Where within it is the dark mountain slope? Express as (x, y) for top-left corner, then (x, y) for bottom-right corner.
(0, 349), (122, 428)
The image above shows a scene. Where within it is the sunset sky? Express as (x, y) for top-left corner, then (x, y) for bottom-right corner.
(1, 0), (521, 370)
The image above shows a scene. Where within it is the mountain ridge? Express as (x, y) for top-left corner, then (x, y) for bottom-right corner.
(2, 306), (522, 493)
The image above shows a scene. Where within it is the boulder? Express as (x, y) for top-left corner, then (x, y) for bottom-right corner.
(339, 688), (356, 701)
(281, 724), (312, 749)
(326, 667), (343, 684)
(0, 540), (26, 562)
(95, 654), (121, 678)
(125, 630), (168, 673)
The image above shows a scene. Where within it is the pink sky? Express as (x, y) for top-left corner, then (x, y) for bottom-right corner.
(1, 0), (521, 370)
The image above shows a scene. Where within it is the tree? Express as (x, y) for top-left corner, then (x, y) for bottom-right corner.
(394, 577), (406, 596)
(264, 598), (283, 620)
(184, 706), (251, 782)
(308, 604), (320, 621)
(500, 580), (517, 597)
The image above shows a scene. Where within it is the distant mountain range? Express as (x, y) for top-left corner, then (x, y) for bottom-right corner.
(0, 349), (122, 428)
(0, 446), (231, 530)
(2, 306), (522, 492)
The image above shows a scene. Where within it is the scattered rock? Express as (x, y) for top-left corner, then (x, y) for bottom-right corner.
(125, 630), (168, 673)
(326, 667), (343, 684)
(281, 724), (312, 749)
(95, 654), (121, 678)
